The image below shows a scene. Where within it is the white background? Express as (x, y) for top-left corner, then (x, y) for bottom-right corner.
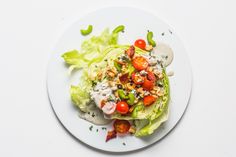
(0, 0), (235, 156)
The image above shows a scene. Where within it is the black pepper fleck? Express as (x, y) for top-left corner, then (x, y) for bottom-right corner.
(122, 142), (126, 146)
(89, 125), (93, 131)
(161, 32), (165, 36)
(92, 113), (96, 117)
(117, 84), (123, 89)
(169, 29), (173, 34)
(96, 129), (99, 132)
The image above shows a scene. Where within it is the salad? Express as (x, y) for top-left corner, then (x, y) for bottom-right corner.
(62, 25), (173, 141)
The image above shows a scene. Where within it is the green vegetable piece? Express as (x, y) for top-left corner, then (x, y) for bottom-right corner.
(127, 63), (135, 75)
(147, 31), (156, 47)
(112, 25), (125, 34)
(127, 93), (135, 105)
(80, 25), (93, 36)
(118, 89), (128, 99)
(114, 61), (122, 71)
(131, 102), (144, 118)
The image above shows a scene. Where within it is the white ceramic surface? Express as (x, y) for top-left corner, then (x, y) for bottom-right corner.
(47, 7), (192, 152)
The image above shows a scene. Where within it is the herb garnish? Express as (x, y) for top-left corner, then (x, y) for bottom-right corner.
(92, 81), (97, 87)
(92, 112), (96, 117)
(101, 127), (107, 130)
(89, 125), (93, 131)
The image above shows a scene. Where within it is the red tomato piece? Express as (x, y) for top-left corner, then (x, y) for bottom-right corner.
(143, 95), (157, 106)
(132, 56), (149, 71)
(113, 120), (131, 134)
(142, 77), (155, 91)
(116, 101), (129, 114)
(134, 39), (146, 50)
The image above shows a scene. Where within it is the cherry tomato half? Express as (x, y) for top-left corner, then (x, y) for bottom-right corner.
(132, 56), (149, 71)
(113, 120), (130, 134)
(143, 95), (157, 106)
(134, 39), (146, 50)
(131, 72), (144, 85)
(116, 101), (129, 114)
(142, 77), (155, 91)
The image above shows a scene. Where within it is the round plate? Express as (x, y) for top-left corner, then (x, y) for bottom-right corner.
(47, 7), (192, 152)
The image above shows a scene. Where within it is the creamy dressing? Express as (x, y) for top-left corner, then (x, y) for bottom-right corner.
(167, 71), (174, 77)
(90, 81), (113, 108)
(78, 102), (112, 125)
(152, 43), (174, 67)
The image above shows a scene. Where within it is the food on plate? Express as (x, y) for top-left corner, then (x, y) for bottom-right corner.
(80, 25), (93, 36)
(147, 31), (156, 47)
(62, 25), (174, 141)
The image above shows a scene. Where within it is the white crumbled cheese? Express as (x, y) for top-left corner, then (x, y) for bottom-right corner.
(140, 70), (147, 76)
(148, 56), (158, 66)
(144, 91), (150, 96)
(90, 81), (113, 108)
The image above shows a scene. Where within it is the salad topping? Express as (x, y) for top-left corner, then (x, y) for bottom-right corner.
(62, 26), (173, 141)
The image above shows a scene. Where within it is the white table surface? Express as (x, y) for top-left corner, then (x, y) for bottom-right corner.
(0, 0), (235, 156)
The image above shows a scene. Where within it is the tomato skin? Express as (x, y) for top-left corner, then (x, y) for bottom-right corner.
(142, 77), (154, 91)
(134, 39), (146, 50)
(143, 95), (157, 106)
(113, 120), (131, 134)
(131, 72), (144, 85)
(132, 56), (149, 71)
(116, 101), (129, 114)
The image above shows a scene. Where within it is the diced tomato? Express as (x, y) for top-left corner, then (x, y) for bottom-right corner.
(116, 101), (129, 114)
(119, 73), (129, 84)
(113, 120), (131, 134)
(105, 130), (117, 142)
(126, 45), (135, 58)
(143, 95), (157, 106)
(131, 72), (144, 85)
(142, 77), (154, 91)
(134, 39), (146, 50)
(132, 56), (149, 71)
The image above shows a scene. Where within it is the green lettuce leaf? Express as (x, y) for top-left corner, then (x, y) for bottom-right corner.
(70, 85), (91, 112)
(62, 28), (124, 112)
(135, 106), (169, 136)
(134, 72), (170, 136)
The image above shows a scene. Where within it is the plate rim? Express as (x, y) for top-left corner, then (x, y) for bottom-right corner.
(46, 6), (193, 153)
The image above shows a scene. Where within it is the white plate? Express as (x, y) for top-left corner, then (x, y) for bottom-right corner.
(47, 7), (192, 152)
